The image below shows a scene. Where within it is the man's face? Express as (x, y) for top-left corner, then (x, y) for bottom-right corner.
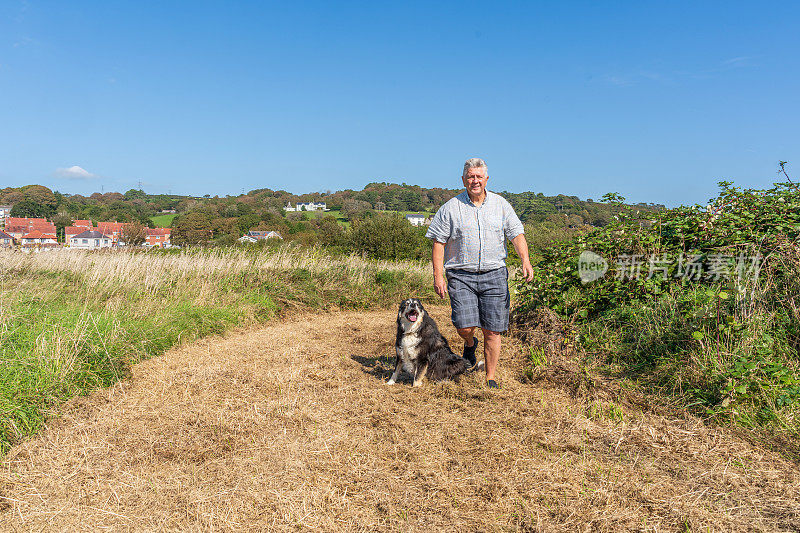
(462, 167), (488, 197)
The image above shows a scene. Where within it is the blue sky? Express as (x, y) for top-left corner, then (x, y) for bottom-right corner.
(1, 1), (798, 206)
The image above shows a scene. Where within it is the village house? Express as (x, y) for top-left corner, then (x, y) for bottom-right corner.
(284, 202), (328, 212)
(0, 206), (11, 226)
(5, 217), (57, 240)
(21, 229), (58, 247)
(237, 230), (282, 243)
(404, 213), (429, 226)
(69, 230), (113, 249)
(146, 228), (171, 247)
(65, 220), (95, 244)
(0, 230), (14, 247)
(97, 221), (129, 245)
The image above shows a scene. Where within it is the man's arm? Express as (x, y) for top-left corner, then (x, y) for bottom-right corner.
(511, 233), (534, 282)
(432, 241), (448, 298)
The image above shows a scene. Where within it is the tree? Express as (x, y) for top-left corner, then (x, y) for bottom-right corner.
(348, 215), (428, 260)
(342, 199), (372, 220)
(124, 189), (147, 200)
(172, 212), (212, 246)
(121, 221), (147, 247)
(52, 212), (73, 242)
(10, 198), (56, 219)
(600, 192), (626, 204)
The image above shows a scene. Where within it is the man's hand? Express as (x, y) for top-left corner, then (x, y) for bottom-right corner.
(511, 233), (534, 282)
(520, 260), (534, 282)
(434, 274), (448, 299)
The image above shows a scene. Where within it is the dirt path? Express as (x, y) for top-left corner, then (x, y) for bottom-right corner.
(1, 306), (799, 531)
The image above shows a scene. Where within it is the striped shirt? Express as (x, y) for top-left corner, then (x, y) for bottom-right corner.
(425, 190), (524, 272)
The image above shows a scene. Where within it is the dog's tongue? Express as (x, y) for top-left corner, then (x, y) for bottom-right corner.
(408, 312), (418, 322)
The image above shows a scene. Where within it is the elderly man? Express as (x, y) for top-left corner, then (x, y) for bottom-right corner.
(425, 157), (533, 389)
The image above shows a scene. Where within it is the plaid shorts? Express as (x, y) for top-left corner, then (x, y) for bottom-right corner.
(446, 267), (510, 332)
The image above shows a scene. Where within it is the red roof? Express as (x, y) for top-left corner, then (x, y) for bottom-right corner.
(6, 217), (55, 233)
(98, 222), (128, 234)
(73, 219), (93, 227)
(22, 230), (57, 239)
(147, 228), (171, 236)
(66, 225), (97, 235)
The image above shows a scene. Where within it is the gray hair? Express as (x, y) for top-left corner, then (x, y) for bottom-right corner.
(462, 157), (488, 178)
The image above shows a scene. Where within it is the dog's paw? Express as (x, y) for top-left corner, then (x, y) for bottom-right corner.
(412, 381), (423, 388)
(384, 380), (396, 386)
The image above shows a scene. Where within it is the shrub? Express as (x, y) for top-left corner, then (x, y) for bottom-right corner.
(514, 176), (800, 432)
(348, 214), (429, 260)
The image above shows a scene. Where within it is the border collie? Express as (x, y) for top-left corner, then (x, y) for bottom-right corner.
(386, 298), (471, 387)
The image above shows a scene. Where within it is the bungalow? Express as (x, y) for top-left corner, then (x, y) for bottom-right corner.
(249, 230), (282, 240)
(0, 230), (14, 247)
(146, 228), (171, 248)
(238, 230), (282, 243)
(283, 203), (296, 212)
(404, 213), (429, 227)
(21, 230), (58, 246)
(69, 230), (113, 249)
(66, 221), (97, 244)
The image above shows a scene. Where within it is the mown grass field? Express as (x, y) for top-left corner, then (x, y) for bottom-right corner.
(149, 213), (177, 227)
(296, 209), (435, 228)
(292, 210), (350, 226)
(0, 245), (433, 454)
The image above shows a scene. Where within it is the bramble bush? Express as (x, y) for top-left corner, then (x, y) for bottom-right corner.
(515, 173), (800, 432)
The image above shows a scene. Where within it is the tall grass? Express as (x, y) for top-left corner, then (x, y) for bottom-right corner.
(0, 245), (434, 454)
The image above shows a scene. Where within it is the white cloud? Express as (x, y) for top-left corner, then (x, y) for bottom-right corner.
(55, 165), (99, 180)
(721, 56), (751, 66)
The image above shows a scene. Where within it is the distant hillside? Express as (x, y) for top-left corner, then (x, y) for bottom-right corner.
(1, 183), (663, 247)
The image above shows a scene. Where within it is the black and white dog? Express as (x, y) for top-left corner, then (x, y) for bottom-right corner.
(386, 298), (471, 387)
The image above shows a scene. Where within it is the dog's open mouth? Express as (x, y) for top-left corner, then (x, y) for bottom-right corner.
(406, 311), (418, 322)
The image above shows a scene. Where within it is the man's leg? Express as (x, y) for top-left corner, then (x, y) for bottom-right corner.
(482, 329), (502, 381)
(476, 267), (510, 387)
(456, 327), (476, 345)
(456, 326), (478, 365)
(447, 270), (480, 363)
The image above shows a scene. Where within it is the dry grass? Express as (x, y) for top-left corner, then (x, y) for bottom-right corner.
(0, 245), (430, 298)
(1, 305), (798, 531)
(0, 245), (433, 455)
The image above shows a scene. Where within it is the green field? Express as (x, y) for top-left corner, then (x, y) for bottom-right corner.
(296, 209), (434, 228)
(293, 210), (351, 227)
(150, 213), (177, 227)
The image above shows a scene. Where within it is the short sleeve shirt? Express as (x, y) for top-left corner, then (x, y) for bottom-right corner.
(425, 190), (524, 272)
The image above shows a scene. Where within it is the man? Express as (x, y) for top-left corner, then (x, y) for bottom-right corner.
(425, 157), (534, 389)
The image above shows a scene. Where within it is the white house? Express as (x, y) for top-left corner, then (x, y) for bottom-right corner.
(21, 230), (58, 246)
(283, 201), (328, 212)
(69, 230), (113, 249)
(405, 213), (428, 226)
(0, 205), (11, 224)
(295, 202), (328, 211)
(238, 230), (283, 243)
